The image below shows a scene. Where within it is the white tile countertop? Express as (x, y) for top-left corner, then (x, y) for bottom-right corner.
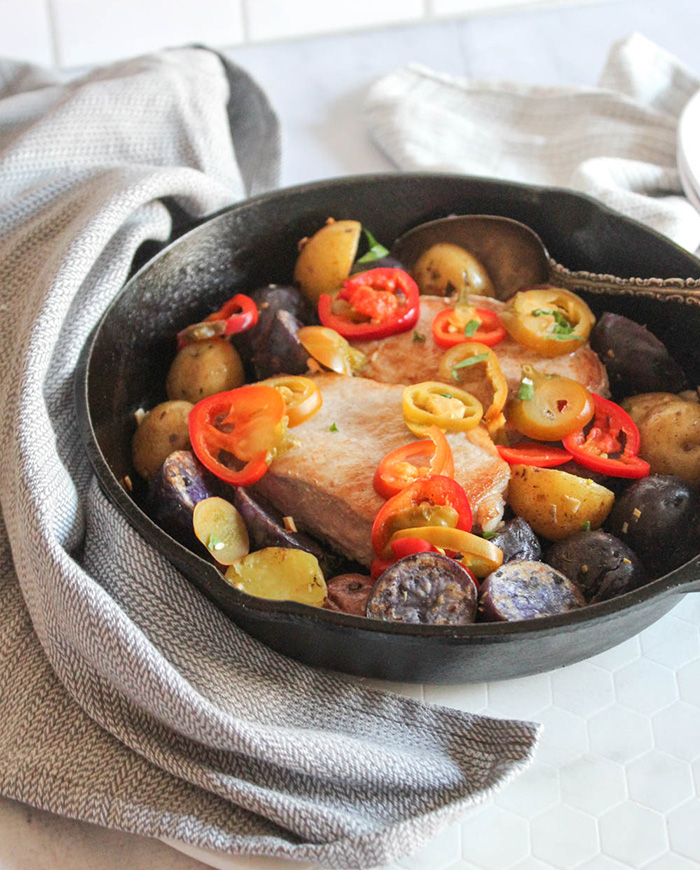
(2, 1), (699, 868)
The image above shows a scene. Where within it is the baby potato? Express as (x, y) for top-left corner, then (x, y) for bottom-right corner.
(508, 465), (615, 541)
(132, 400), (193, 480)
(224, 547), (327, 606)
(293, 219), (361, 304)
(622, 392), (700, 486)
(166, 338), (244, 404)
(412, 243), (495, 298)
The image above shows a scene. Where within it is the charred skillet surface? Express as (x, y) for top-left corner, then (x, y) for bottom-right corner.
(76, 173), (700, 683)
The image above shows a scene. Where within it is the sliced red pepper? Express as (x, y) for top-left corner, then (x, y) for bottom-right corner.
(371, 475), (472, 557)
(189, 385), (286, 486)
(497, 443), (573, 468)
(369, 538), (439, 580)
(562, 393), (650, 479)
(373, 426), (454, 499)
(432, 307), (506, 348)
(178, 293), (258, 348)
(318, 267), (420, 340)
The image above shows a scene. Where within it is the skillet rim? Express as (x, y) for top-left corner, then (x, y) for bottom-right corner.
(76, 171), (700, 642)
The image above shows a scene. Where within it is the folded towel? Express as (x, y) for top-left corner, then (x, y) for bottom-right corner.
(0, 48), (540, 870)
(366, 33), (700, 256)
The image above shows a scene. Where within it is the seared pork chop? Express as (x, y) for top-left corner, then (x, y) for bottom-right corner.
(252, 373), (510, 567)
(353, 295), (609, 397)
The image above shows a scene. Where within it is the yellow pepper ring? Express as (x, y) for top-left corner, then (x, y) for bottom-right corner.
(390, 526), (504, 578)
(500, 286), (595, 358)
(437, 342), (508, 427)
(403, 381), (483, 438)
(259, 376), (323, 428)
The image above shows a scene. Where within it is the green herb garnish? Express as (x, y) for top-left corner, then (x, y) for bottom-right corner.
(329, 422), (338, 432)
(517, 377), (535, 401)
(355, 227), (390, 264)
(207, 534), (225, 552)
(531, 307), (584, 341)
(464, 319), (480, 338)
(580, 520), (592, 531)
(413, 331), (426, 343)
(451, 352), (489, 380)
(482, 530), (498, 540)
(439, 392), (454, 399)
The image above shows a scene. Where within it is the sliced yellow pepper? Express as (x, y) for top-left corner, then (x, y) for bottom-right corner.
(259, 375), (322, 427)
(438, 341), (508, 437)
(402, 381), (483, 437)
(389, 526), (504, 578)
(500, 286), (595, 357)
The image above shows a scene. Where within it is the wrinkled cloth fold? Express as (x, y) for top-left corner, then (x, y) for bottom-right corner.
(365, 33), (700, 256)
(0, 48), (540, 869)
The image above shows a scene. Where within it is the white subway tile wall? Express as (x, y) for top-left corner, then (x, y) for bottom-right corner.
(0, 0), (576, 68)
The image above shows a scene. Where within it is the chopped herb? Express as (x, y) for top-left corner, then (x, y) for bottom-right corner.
(207, 534), (225, 551)
(517, 377), (535, 401)
(451, 352), (489, 380)
(482, 530), (498, 540)
(531, 307), (584, 340)
(329, 422), (339, 432)
(580, 520), (592, 531)
(355, 227), (390, 264)
(464, 319), (480, 338)
(439, 392), (454, 399)
(413, 331), (426, 343)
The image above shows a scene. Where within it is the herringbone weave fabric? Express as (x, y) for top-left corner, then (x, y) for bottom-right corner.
(0, 49), (540, 868)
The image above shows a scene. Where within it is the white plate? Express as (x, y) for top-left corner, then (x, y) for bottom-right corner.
(677, 87), (700, 212)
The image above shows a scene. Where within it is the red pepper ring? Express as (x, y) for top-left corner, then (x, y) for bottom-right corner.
(318, 267), (420, 340)
(373, 426), (454, 499)
(562, 393), (650, 479)
(432, 307), (506, 349)
(497, 443), (573, 468)
(188, 385), (286, 486)
(177, 293), (258, 348)
(369, 538), (439, 580)
(371, 475), (472, 557)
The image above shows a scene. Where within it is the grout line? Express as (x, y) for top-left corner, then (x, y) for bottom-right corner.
(44, 0), (62, 68)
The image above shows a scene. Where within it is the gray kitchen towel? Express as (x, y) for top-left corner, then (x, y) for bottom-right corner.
(366, 33), (700, 256)
(0, 48), (540, 869)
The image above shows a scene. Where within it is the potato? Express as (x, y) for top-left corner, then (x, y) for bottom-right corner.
(412, 243), (495, 298)
(224, 547), (327, 606)
(507, 465), (615, 541)
(166, 338), (244, 404)
(293, 219), (361, 304)
(622, 392), (700, 485)
(132, 400), (193, 480)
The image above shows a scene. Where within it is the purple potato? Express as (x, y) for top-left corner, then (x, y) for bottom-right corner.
(250, 308), (309, 379)
(324, 574), (374, 616)
(229, 486), (346, 578)
(248, 284), (317, 325)
(489, 517), (541, 563)
(147, 450), (215, 544)
(366, 553), (478, 625)
(606, 474), (700, 576)
(590, 312), (688, 399)
(478, 561), (585, 622)
(545, 530), (648, 603)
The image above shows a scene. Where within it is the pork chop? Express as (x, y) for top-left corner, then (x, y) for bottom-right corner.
(252, 373), (510, 568)
(353, 295), (609, 397)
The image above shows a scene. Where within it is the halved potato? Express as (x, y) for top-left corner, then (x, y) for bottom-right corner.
(293, 219), (361, 305)
(412, 243), (495, 298)
(507, 465), (615, 541)
(224, 547), (327, 606)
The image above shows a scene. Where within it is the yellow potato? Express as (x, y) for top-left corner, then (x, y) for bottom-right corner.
(131, 400), (193, 480)
(166, 338), (244, 404)
(225, 548), (327, 606)
(507, 465), (615, 541)
(293, 219), (361, 304)
(412, 242), (495, 298)
(623, 392), (700, 485)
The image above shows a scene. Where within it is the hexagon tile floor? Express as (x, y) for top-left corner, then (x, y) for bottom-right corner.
(359, 591), (700, 870)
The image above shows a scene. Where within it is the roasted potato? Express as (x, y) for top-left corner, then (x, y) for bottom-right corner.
(146, 449), (215, 543)
(590, 312), (688, 399)
(507, 465), (615, 541)
(293, 219), (361, 304)
(412, 242), (495, 298)
(224, 547), (327, 606)
(478, 561), (585, 622)
(132, 400), (193, 480)
(622, 392), (700, 486)
(166, 338), (244, 404)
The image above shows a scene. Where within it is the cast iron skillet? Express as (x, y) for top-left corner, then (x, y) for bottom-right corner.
(76, 173), (700, 684)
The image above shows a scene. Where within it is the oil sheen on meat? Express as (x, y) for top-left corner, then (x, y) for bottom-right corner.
(252, 373), (510, 567)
